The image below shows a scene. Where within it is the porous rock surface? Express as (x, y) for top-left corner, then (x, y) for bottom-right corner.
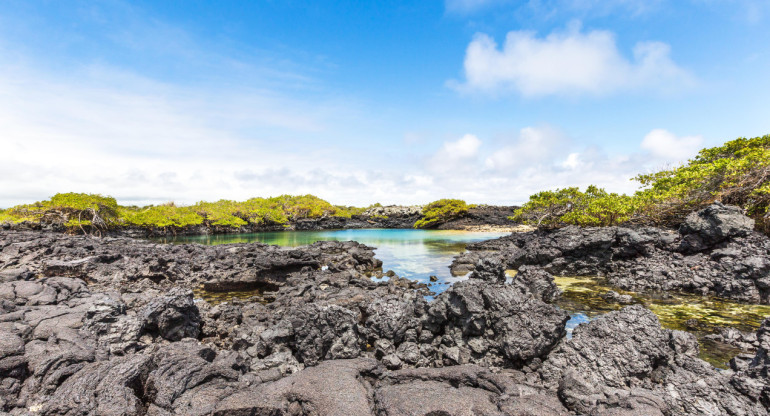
(1, 224), (769, 415)
(453, 202), (770, 303)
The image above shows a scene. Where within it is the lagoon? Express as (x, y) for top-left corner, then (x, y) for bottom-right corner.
(155, 228), (509, 294)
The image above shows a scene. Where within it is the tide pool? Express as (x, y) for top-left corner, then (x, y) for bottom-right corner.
(155, 229), (509, 294)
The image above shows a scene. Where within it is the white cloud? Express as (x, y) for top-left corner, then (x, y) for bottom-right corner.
(453, 24), (692, 97)
(443, 134), (483, 159)
(427, 134), (482, 172)
(562, 153), (582, 169)
(484, 126), (569, 170)
(640, 129), (704, 161)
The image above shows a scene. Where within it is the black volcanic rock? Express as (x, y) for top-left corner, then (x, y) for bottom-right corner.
(453, 203), (770, 303)
(2, 222), (770, 415)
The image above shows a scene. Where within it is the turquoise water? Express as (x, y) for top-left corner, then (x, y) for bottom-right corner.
(156, 229), (509, 294)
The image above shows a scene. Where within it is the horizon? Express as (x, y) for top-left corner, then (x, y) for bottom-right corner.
(2, 1), (769, 207)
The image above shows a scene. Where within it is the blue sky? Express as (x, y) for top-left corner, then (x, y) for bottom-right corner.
(1, 0), (769, 207)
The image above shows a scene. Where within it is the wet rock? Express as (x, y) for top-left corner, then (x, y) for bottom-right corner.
(601, 290), (634, 304)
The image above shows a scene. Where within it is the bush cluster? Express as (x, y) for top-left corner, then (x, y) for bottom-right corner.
(512, 186), (634, 228)
(513, 134), (770, 230)
(414, 199), (471, 229)
(0, 193), (368, 232)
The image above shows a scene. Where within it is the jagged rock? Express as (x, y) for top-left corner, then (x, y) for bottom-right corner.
(426, 279), (569, 368)
(680, 202), (755, 251)
(454, 203), (770, 303)
(2, 227), (769, 415)
(513, 265), (561, 303)
(538, 305), (767, 415)
(140, 287), (201, 342)
(469, 257), (506, 282)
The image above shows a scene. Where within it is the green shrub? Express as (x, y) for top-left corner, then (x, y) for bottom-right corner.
(634, 134), (770, 225)
(414, 199), (470, 228)
(192, 200), (248, 227)
(512, 186), (636, 228)
(513, 134), (770, 231)
(0, 193), (119, 229)
(121, 205), (204, 228)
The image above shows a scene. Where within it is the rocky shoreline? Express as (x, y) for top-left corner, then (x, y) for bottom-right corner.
(453, 202), (770, 304)
(2, 203), (770, 415)
(2, 205), (521, 238)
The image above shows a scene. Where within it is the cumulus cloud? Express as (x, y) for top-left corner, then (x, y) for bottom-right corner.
(414, 126), (681, 204)
(453, 24), (692, 97)
(484, 126), (569, 170)
(641, 129), (704, 162)
(427, 134), (482, 172)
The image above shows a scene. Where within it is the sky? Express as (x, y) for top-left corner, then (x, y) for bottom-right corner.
(1, 0), (769, 207)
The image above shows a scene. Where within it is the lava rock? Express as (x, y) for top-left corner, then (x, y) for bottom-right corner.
(469, 257), (506, 283)
(140, 287), (201, 342)
(680, 202), (755, 251)
(513, 265), (562, 303)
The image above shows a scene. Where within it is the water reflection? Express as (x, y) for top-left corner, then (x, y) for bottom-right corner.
(155, 229), (508, 295)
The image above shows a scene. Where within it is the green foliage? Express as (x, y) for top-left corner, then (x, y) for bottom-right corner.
(0, 193), (119, 229)
(512, 186), (634, 228)
(121, 205), (204, 228)
(633, 134), (770, 223)
(0, 208), (12, 223)
(0, 193), (369, 231)
(414, 199), (470, 229)
(513, 134), (770, 230)
(192, 200), (248, 227)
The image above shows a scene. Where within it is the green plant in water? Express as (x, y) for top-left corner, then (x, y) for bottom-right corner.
(414, 199), (470, 229)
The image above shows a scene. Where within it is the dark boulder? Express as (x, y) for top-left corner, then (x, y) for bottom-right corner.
(140, 287), (201, 342)
(426, 279), (569, 368)
(680, 202), (755, 252)
(513, 265), (561, 303)
(538, 305), (767, 415)
(468, 257), (506, 283)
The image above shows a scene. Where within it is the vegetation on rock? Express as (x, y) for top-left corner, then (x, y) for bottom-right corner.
(1, 193), (120, 233)
(512, 186), (635, 228)
(513, 134), (770, 231)
(0, 193), (372, 233)
(414, 199), (471, 228)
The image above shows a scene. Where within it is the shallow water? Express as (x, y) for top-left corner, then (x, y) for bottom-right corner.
(157, 229), (508, 298)
(551, 275), (770, 369)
